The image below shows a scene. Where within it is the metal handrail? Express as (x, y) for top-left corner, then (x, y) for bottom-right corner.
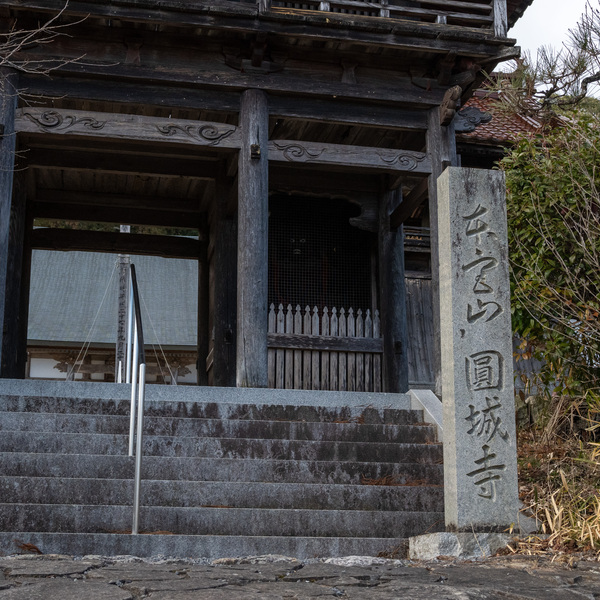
(124, 263), (146, 535)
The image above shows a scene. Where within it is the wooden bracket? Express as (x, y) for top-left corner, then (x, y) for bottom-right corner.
(440, 85), (461, 126)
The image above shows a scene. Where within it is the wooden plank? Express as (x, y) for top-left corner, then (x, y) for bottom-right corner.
(268, 304), (276, 388)
(330, 307), (339, 391)
(27, 148), (220, 179)
(365, 310), (373, 392)
(293, 305), (303, 389)
(32, 201), (203, 230)
(16, 108), (242, 149)
(320, 307), (330, 391)
(347, 308), (356, 392)
(311, 306), (320, 390)
(339, 308), (347, 392)
(270, 98), (428, 130)
(267, 333), (383, 354)
(236, 89), (269, 388)
(284, 304), (294, 389)
(356, 309), (365, 392)
(269, 140), (431, 175)
(276, 304), (285, 389)
(303, 305), (312, 390)
(36, 189), (201, 214)
(373, 311), (382, 392)
(30, 228), (202, 259)
(19, 74), (241, 114)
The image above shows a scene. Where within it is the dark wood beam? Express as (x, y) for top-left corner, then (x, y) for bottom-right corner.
(270, 165), (381, 197)
(17, 108), (242, 149)
(32, 201), (203, 229)
(269, 97), (428, 131)
(20, 74), (241, 114)
(27, 148), (219, 179)
(269, 140), (431, 175)
(30, 228), (202, 259)
(35, 190), (201, 213)
(21, 75), (428, 131)
(390, 178), (429, 228)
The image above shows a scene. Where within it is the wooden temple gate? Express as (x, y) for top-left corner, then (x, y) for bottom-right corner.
(0, 0), (522, 396)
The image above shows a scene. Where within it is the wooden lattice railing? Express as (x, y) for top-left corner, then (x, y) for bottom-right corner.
(268, 0), (507, 35)
(267, 303), (383, 392)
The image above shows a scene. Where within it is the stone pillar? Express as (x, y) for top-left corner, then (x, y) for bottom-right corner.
(437, 167), (519, 531)
(236, 89), (269, 387)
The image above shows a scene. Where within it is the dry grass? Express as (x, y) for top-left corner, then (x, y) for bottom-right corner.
(516, 426), (600, 556)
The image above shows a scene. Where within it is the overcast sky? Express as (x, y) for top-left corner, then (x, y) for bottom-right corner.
(508, 0), (591, 57)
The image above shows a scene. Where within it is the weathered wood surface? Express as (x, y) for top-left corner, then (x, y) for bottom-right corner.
(406, 276), (435, 388)
(26, 148), (219, 180)
(269, 140), (431, 174)
(17, 108), (241, 149)
(426, 106), (457, 394)
(236, 89), (269, 388)
(32, 201), (202, 230)
(267, 304), (383, 391)
(379, 189), (409, 393)
(9, 1), (509, 54)
(197, 237), (210, 386)
(275, 0), (495, 28)
(0, 68), (24, 378)
(493, 0), (508, 36)
(19, 108), (430, 175)
(30, 228), (202, 259)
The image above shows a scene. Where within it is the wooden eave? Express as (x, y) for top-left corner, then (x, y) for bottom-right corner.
(4, 0), (518, 60)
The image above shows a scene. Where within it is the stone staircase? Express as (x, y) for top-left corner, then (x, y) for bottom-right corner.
(0, 380), (444, 559)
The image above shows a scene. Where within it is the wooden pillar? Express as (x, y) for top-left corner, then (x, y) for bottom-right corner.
(197, 220), (210, 386)
(236, 89), (269, 388)
(427, 107), (458, 395)
(379, 188), (409, 393)
(0, 69), (29, 378)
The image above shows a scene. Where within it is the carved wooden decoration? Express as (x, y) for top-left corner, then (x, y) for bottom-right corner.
(17, 108), (242, 148)
(439, 85), (462, 126)
(269, 140), (431, 174)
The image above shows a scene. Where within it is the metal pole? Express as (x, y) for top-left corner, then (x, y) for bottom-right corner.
(132, 362), (146, 535)
(128, 320), (139, 457)
(125, 281), (134, 384)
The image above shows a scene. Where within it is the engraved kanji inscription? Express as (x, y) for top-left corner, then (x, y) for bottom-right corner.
(466, 445), (506, 500)
(466, 351), (503, 391)
(467, 299), (503, 323)
(463, 204), (496, 243)
(465, 396), (509, 442)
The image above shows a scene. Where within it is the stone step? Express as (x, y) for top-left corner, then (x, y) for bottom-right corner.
(0, 532), (409, 560)
(0, 411), (437, 444)
(0, 504), (444, 538)
(0, 476), (444, 512)
(0, 452), (444, 486)
(0, 395), (419, 424)
(0, 431), (443, 462)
